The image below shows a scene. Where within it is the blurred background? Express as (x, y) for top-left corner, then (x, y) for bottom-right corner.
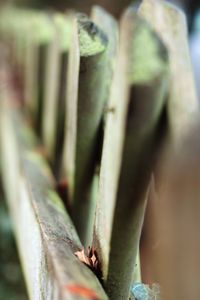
(1, 0), (200, 30)
(0, 0), (200, 299)
(0, 183), (27, 300)
(3, 0), (199, 100)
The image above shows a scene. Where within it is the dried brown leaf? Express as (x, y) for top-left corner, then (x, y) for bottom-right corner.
(74, 249), (91, 267)
(75, 247), (102, 279)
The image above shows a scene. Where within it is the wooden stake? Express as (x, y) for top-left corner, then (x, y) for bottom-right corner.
(85, 6), (119, 248)
(23, 12), (55, 134)
(42, 13), (72, 171)
(96, 8), (169, 300)
(62, 13), (111, 246)
(139, 0), (199, 143)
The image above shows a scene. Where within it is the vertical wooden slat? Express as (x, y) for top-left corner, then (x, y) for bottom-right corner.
(139, 0), (200, 294)
(76, 5), (119, 248)
(62, 13), (110, 246)
(42, 13), (72, 168)
(94, 8), (169, 300)
(23, 12), (55, 132)
(90, 4), (120, 273)
(139, 0), (199, 143)
(0, 91), (109, 300)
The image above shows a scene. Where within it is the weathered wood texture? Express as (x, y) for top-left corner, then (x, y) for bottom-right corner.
(139, 0), (199, 142)
(92, 7), (169, 300)
(62, 12), (117, 246)
(0, 86), (108, 300)
(138, 0), (199, 289)
(42, 13), (72, 167)
(1, 2), (198, 300)
(6, 10), (56, 134)
(0, 9), (53, 143)
(88, 6), (118, 251)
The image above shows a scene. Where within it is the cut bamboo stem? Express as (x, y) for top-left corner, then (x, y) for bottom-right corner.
(139, 0), (199, 143)
(95, 8), (169, 300)
(62, 13), (113, 246)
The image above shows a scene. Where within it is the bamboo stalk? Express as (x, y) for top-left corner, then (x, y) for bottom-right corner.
(139, 0), (199, 143)
(62, 13), (112, 246)
(0, 88), (108, 300)
(94, 8), (169, 300)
